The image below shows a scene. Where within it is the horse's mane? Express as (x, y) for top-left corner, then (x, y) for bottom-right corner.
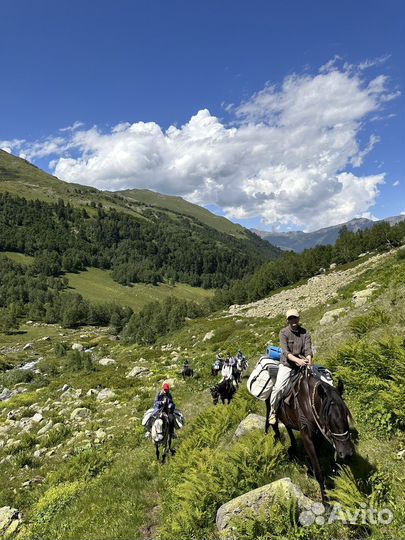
(317, 380), (352, 425)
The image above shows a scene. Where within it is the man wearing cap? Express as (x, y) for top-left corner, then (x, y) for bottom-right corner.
(268, 309), (312, 425)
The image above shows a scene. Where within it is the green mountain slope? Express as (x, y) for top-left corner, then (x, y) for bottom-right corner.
(0, 150), (280, 294)
(0, 150), (266, 242)
(120, 188), (247, 238)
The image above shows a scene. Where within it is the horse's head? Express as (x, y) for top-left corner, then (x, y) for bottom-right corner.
(160, 394), (171, 414)
(318, 382), (355, 461)
(210, 385), (220, 405)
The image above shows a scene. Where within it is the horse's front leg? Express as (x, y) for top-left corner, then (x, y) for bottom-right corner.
(161, 439), (167, 464)
(286, 426), (297, 458)
(155, 442), (160, 462)
(265, 397), (271, 434)
(300, 430), (328, 506)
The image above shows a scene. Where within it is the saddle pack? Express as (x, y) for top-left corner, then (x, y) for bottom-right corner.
(247, 356), (334, 401)
(247, 356), (280, 400)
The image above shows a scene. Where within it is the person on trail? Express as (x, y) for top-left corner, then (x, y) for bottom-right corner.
(236, 349), (244, 361)
(152, 383), (177, 437)
(227, 352), (236, 368)
(216, 350), (224, 363)
(220, 357), (237, 387)
(183, 359), (190, 370)
(268, 309), (312, 425)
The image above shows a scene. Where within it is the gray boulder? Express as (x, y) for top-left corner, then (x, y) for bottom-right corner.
(319, 308), (347, 326)
(0, 506), (22, 538)
(31, 413), (43, 423)
(71, 343), (84, 351)
(126, 366), (150, 379)
(0, 388), (12, 402)
(216, 478), (313, 535)
(98, 357), (116, 366)
(70, 407), (91, 420)
(96, 388), (116, 401)
(352, 283), (379, 307)
(233, 414), (266, 439)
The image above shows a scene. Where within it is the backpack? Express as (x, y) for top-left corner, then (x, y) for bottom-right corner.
(174, 410), (185, 429)
(247, 356), (280, 400)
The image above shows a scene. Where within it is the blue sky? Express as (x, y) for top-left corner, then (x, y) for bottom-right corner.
(1, 0), (403, 231)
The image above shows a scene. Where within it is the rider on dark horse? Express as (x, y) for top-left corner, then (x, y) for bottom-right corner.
(268, 308), (312, 425)
(153, 382), (177, 438)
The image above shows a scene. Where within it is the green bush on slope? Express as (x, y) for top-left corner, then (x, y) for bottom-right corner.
(327, 339), (405, 434)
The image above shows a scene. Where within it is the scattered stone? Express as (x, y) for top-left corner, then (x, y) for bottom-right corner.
(216, 478), (314, 535)
(319, 308), (347, 326)
(126, 366), (150, 379)
(202, 330), (215, 342)
(0, 388), (13, 402)
(0, 506), (22, 538)
(96, 388), (116, 401)
(352, 288), (375, 307)
(39, 336), (50, 341)
(31, 413), (43, 424)
(71, 343), (84, 351)
(98, 358), (116, 366)
(94, 429), (106, 443)
(86, 388), (99, 397)
(37, 420), (53, 436)
(397, 449), (405, 459)
(60, 384), (70, 393)
(22, 476), (44, 488)
(329, 262), (337, 270)
(61, 388), (83, 400)
(70, 407), (91, 420)
(233, 414), (266, 439)
(23, 343), (33, 351)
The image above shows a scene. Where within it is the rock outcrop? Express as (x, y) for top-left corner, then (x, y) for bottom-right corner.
(0, 506), (22, 538)
(319, 308), (347, 326)
(216, 478), (313, 535)
(233, 414), (266, 439)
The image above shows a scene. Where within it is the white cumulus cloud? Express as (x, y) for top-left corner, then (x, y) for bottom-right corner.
(5, 61), (398, 231)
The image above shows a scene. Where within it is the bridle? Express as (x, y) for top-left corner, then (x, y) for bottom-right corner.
(309, 375), (350, 448)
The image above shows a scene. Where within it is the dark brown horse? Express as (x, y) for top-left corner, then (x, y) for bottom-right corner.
(210, 378), (236, 405)
(265, 367), (354, 505)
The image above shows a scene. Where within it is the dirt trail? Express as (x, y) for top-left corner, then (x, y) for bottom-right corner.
(228, 251), (393, 319)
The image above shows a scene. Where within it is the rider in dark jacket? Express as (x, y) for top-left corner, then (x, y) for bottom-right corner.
(153, 383), (176, 436)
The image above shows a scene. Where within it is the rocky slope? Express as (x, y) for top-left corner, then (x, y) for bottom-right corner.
(228, 250), (394, 318)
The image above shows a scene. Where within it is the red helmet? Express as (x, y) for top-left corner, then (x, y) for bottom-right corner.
(162, 383), (170, 392)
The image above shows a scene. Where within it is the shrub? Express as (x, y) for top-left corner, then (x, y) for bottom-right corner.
(349, 308), (390, 338)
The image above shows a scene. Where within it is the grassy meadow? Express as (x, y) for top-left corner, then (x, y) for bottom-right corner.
(65, 267), (213, 310)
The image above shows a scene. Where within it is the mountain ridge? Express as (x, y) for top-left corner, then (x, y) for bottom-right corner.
(252, 215), (405, 252)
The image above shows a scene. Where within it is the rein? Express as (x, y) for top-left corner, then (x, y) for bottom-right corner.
(309, 375), (350, 447)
